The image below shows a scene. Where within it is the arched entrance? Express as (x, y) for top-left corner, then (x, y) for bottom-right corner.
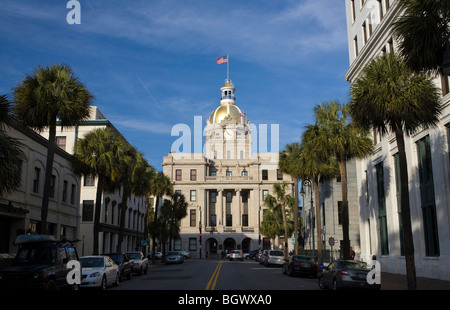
(242, 237), (252, 253)
(223, 238), (236, 254)
(206, 238), (218, 254)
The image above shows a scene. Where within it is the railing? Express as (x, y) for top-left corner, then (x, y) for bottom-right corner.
(221, 95), (235, 100)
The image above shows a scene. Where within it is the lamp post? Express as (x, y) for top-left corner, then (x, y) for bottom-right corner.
(300, 178), (314, 256)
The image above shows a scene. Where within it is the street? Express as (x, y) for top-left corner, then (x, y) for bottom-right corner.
(110, 258), (320, 291)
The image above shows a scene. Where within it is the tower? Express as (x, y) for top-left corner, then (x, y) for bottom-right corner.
(204, 79), (252, 160)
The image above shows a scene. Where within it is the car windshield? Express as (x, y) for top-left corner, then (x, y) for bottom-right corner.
(80, 257), (104, 268)
(231, 250), (240, 254)
(13, 243), (57, 265)
(341, 261), (368, 269)
(106, 254), (123, 263)
(269, 251), (284, 256)
(292, 256), (313, 262)
(126, 253), (141, 259)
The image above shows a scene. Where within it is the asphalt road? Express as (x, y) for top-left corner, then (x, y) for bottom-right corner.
(110, 258), (320, 291)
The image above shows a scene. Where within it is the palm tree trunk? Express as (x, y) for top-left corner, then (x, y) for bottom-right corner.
(41, 122), (56, 235)
(93, 174), (105, 255)
(280, 200), (289, 258)
(394, 124), (417, 290)
(313, 177), (322, 267)
(293, 178), (299, 255)
(339, 159), (350, 260)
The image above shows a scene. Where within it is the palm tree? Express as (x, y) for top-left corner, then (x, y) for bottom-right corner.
(350, 52), (442, 290)
(149, 172), (173, 263)
(263, 182), (294, 258)
(0, 95), (26, 195)
(13, 64), (93, 234)
(298, 125), (339, 267)
(279, 143), (302, 254)
(159, 192), (188, 259)
(392, 0), (450, 74)
(73, 127), (126, 254)
(313, 101), (373, 260)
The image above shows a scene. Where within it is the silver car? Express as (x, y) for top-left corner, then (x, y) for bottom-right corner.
(229, 250), (244, 261)
(318, 260), (381, 290)
(264, 250), (285, 267)
(166, 251), (184, 264)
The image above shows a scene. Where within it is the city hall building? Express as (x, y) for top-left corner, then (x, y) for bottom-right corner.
(162, 79), (293, 259)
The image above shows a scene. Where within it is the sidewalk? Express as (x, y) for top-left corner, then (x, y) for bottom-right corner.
(381, 272), (450, 290)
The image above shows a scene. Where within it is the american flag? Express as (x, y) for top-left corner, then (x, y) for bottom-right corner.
(216, 55), (228, 65)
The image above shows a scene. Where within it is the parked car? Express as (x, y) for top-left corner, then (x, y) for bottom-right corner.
(318, 260), (381, 290)
(165, 251), (184, 264)
(229, 250), (244, 261)
(102, 253), (133, 281)
(0, 235), (80, 290)
(80, 256), (119, 290)
(180, 251), (191, 259)
(247, 249), (259, 260)
(282, 255), (318, 277)
(263, 250), (284, 267)
(126, 251), (149, 275)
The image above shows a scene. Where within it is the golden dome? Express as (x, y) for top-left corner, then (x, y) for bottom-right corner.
(209, 104), (243, 125)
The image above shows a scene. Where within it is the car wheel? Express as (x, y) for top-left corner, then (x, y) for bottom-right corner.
(318, 275), (327, 289)
(45, 279), (57, 290)
(332, 279), (338, 291)
(100, 276), (107, 290)
(113, 273), (119, 287)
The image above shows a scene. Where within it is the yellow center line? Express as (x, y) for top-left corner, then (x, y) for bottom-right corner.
(205, 260), (223, 290)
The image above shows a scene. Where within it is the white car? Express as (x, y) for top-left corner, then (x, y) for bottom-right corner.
(80, 256), (120, 290)
(126, 251), (149, 275)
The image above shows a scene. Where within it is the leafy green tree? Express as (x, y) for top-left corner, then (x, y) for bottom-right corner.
(159, 192), (188, 259)
(149, 172), (173, 263)
(392, 0), (450, 74)
(350, 52), (442, 290)
(262, 182), (294, 257)
(13, 64), (93, 234)
(73, 127), (126, 254)
(0, 95), (26, 195)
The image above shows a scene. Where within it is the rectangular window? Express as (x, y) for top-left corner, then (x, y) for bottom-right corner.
(354, 36), (359, 57)
(84, 174), (95, 186)
(55, 136), (66, 151)
(262, 169), (268, 180)
(277, 169), (283, 180)
(416, 136), (439, 256)
(82, 200), (94, 222)
(33, 167), (40, 193)
(175, 169), (182, 181)
(262, 190), (268, 201)
(209, 170), (216, 177)
(189, 238), (197, 251)
(210, 214), (216, 227)
(190, 190), (196, 202)
(375, 162), (389, 255)
(210, 191), (216, 203)
(62, 180), (68, 203)
(226, 170), (232, 180)
(50, 175), (56, 198)
(190, 209), (196, 227)
(70, 184), (76, 205)
(190, 169), (197, 181)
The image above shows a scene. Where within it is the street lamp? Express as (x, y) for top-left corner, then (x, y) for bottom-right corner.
(442, 35), (450, 76)
(300, 178), (314, 255)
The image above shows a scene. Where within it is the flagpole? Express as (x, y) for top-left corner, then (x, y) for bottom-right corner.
(227, 53), (230, 81)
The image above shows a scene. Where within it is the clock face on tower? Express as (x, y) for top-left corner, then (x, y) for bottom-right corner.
(225, 130), (233, 139)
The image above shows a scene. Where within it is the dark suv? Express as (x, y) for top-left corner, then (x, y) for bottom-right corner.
(0, 235), (80, 290)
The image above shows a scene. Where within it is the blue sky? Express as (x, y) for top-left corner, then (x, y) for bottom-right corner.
(0, 0), (350, 170)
